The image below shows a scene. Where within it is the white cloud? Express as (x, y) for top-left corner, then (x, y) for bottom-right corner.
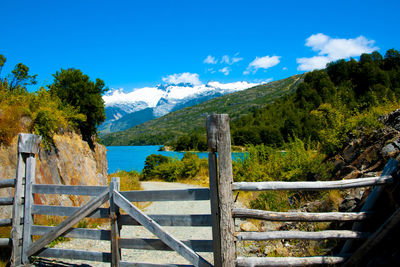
(297, 33), (378, 71)
(296, 56), (331, 71)
(221, 55), (243, 65)
(204, 55), (217, 64)
(162, 72), (202, 86)
(282, 67), (288, 71)
(219, 67), (231, 75)
(207, 68), (216, 74)
(245, 55), (281, 74)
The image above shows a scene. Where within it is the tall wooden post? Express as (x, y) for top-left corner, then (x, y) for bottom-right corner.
(206, 114), (235, 267)
(110, 177), (121, 267)
(11, 133), (41, 266)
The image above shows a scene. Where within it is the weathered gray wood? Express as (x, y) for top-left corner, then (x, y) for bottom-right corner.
(341, 158), (399, 254)
(27, 189), (110, 257)
(36, 248), (111, 262)
(120, 262), (192, 267)
(31, 205), (211, 226)
(208, 151), (222, 267)
(235, 230), (370, 241)
(344, 206), (400, 266)
(0, 238), (12, 247)
(233, 208), (372, 222)
(236, 256), (348, 266)
(31, 225), (111, 240)
(206, 114), (236, 267)
(0, 218), (12, 226)
(33, 184), (107, 195)
(121, 188), (210, 202)
(113, 190), (212, 267)
(110, 177), (121, 267)
(22, 154), (36, 264)
(233, 175), (393, 191)
(119, 238), (213, 252)
(0, 197), (13, 205)
(11, 134), (41, 265)
(17, 133), (41, 154)
(119, 214), (212, 227)
(32, 205), (110, 218)
(0, 178), (15, 189)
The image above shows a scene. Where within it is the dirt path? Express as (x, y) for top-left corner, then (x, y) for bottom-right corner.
(48, 181), (213, 266)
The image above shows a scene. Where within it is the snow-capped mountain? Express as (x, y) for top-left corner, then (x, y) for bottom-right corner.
(99, 80), (261, 134)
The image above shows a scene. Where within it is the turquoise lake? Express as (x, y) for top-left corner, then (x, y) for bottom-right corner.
(106, 146), (244, 174)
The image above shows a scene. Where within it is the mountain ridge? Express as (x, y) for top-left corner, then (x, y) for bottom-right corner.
(102, 74), (304, 146)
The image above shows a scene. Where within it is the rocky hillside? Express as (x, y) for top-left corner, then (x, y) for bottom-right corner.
(0, 132), (108, 219)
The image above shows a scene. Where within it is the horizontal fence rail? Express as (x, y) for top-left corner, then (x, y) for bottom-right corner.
(233, 175), (393, 191)
(118, 238), (213, 252)
(0, 238), (12, 247)
(235, 230), (370, 241)
(0, 197), (14, 206)
(233, 208), (372, 222)
(0, 179), (15, 189)
(236, 256), (349, 267)
(0, 218), (12, 227)
(33, 184), (210, 202)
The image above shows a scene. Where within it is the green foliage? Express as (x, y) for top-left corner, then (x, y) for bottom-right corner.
(233, 139), (332, 183)
(250, 191), (291, 212)
(108, 170), (141, 191)
(49, 68), (107, 148)
(141, 153), (207, 182)
(230, 49), (400, 156)
(170, 132), (208, 151)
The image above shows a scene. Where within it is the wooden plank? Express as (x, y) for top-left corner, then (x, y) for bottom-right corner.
(0, 238), (12, 247)
(236, 256), (348, 266)
(119, 238), (213, 252)
(33, 184), (107, 195)
(121, 188), (210, 202)
(27, 189), (110, 257)
(31, 226), (111, 240)
(0, 197), (13, 205)
(119, 214), (212, 227)
(0, 218), (12, 227)
(235, 230), (370, 241)
(36, 248), (111, 263)
(206, 114), (236, 267)
(233, 175), (393, 191)
(17, 133), (41, 154)
(110, 177), (121, 267)
(341, 158), (399, 254)
(208, 151), (222, 267)
(113, 190), (212, 267)
(120, 262), (192, 267)
(11, 133), (41, 265)
(0, 178), (15, 189)
(344, 206), (400, 266)
(22, 154), (36, 264)
(233, 208), (372, 222)
(32, 205), (109, 218)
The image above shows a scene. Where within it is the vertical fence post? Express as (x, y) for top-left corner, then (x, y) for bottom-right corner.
(110, 177), (121, 267)
(206, 114), (235, 267)
(11, 133), (41, 265)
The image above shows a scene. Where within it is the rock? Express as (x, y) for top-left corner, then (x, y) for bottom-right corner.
(382, 142), (400, 158)
(240, 221), (258, 232)
(342, 142), (360, 163)
(336, 165), (358, 178)
(382, 109), (400, 131)
(0, 132), (108, 218)
(343, 169), (361, 179)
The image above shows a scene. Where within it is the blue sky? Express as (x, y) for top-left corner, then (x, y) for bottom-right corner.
(1, 0), (399, 92)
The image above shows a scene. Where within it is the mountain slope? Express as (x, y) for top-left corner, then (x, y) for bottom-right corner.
(102, 74), (304, 146)
(100, 81), (259, 134)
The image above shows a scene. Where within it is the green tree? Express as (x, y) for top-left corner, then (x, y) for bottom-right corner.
(48, 68), (107, 147)
(9, 63), (37, 92)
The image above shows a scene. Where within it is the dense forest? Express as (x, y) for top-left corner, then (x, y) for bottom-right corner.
(230, 49), (400, 155)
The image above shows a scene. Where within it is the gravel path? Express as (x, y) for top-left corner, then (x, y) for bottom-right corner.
(47, 181), (213, 266)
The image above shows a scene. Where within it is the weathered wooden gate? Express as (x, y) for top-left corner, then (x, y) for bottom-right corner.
(8, 134), (215, 267)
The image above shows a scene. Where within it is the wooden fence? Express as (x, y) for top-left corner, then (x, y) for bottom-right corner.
(1, 114), (400, 266)
(205, 114), (400, 267)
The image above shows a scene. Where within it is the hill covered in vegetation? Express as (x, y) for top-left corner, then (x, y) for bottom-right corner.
(102, 74), (304, 146)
